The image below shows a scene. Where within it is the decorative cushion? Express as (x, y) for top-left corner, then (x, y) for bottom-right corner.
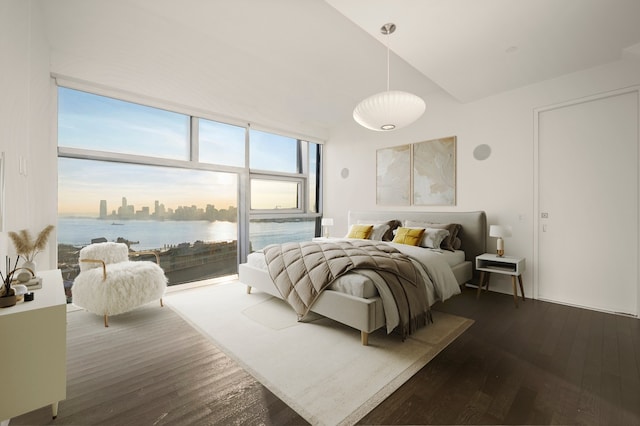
(357, 219), (401, 241)
(421, 228), (451, 249)
(392, 227), (425, 246)
(355, 221), (390, 241)
(345, 224), (374, 239)
(383, 220), (403, 241)
(404, 220), (461, 251)
(452, 237), (462, 250)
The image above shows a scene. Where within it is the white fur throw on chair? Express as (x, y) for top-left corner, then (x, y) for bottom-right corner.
(72, 242), (167, 324)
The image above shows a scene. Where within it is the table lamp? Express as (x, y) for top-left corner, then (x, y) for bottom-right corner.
(489, 225), (512, 257)
(321, 218), (334, 238)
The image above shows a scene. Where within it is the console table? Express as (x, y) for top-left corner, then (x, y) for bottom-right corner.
(0, 269), (67, 421)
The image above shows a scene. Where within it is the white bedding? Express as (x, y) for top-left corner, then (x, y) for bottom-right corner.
(247, 239), (462, 332)
(246, 240), (464, 299)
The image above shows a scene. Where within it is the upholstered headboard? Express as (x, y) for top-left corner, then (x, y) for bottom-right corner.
(348, 210), (487, 265)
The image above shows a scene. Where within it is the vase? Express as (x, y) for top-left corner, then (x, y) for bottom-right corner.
(22, 260), (36, 276)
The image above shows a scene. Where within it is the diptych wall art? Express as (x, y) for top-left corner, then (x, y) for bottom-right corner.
(376, 136), (456, 206)
(413, 136), (456, 205)
(376, 144), (410, 205)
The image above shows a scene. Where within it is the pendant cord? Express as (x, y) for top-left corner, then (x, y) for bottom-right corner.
(381, 23), (395, 92)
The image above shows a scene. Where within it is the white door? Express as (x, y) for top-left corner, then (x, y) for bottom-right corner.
(537, 89), (639, 315)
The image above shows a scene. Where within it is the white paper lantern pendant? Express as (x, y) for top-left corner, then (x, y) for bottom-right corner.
(353, 23), (426, 131)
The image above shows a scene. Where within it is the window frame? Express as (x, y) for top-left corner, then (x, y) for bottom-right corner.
(55, 79), (324, 272)
(249, 174), (305, 213)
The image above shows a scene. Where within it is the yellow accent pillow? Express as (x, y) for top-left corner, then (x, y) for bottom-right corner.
(392, 227), (425, 246)
(346, 224), (374, 239)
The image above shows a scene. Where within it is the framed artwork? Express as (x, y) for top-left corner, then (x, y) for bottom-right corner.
(413, 136), (456, 205)
(376, 144), (410, 205)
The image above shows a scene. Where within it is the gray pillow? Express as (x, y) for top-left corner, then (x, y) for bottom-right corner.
(404, 220), (461, 251)
(383, 220), (402, 241)
(357, 219), (402, 241)
(452, 237), (462, 250)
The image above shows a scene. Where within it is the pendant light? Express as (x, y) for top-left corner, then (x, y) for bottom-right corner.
(353, 23), (426, 131)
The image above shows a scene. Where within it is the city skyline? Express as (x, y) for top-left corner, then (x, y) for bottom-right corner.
(97, 197), (237, 222)
(58, 157), (238, 216)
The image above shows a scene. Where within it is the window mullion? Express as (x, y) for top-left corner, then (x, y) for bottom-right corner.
(191, 116), (199, 162)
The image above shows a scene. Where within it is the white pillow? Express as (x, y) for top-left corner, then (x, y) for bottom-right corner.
(356, 221), (390, 241)
(398, 226), (450, 249)
(420, 228), (450, 249)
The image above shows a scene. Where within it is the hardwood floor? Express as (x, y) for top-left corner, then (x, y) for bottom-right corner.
(11, 305), (306, 426)
(360, 287), (640, 425)
(11, 287), (640, 425)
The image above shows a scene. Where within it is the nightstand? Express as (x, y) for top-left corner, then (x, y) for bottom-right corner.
(475, 253), (526, 307)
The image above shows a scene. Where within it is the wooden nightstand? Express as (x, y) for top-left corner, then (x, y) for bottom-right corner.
(475, 253), (526, 307)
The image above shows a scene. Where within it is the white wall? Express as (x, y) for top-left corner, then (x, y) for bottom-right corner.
(324, 55), (640, 301)
(0, 0), (55, 273)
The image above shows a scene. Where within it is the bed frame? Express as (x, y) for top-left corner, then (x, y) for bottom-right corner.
(238, 210), (486, 345)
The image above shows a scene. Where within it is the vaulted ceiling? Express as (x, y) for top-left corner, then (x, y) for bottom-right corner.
(41, 0), (640, 138)
(328, 0), (640, 103)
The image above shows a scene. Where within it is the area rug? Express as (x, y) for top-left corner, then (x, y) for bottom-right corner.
(164, 282), (473, 426)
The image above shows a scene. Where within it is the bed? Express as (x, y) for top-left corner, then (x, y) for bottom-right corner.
(238, 210), (486, 345)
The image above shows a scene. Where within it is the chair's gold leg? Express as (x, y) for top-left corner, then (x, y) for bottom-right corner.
(160, 298), (164, 307)
(361, 331), (369, 346)
(246, 286), (252, 294)
(104, 314), (109, 327)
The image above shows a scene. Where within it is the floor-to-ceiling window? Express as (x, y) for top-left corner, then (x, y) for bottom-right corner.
(247, 128), (320, 252)
(57, 84), (322, 296)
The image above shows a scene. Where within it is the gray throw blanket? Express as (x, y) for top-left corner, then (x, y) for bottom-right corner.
(263, 240), (429, 339)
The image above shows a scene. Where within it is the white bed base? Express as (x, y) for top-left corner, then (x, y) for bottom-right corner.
(238, 210), (486, 345)
(241, 263), (384, 345)
(240, 261), (470, 345)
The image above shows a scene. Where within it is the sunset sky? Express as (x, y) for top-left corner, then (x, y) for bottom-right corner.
(57, 87), (302, 216)
(57, 158), (238, 216)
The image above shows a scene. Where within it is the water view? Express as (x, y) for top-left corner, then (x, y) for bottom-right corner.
(57, 217), (316, 293)
(58, 217), (237, 250)
(57, 217), (315, 251)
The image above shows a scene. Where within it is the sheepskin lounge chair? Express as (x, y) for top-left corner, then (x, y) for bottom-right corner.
(72, 242), (168, 327)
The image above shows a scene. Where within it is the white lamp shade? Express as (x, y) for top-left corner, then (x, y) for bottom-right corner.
(353, 90), (426, 131)
(321, 218), (334, 227)
(489, 225), (512, 238)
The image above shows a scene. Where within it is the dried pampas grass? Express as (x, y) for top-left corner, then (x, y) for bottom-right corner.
(8, 225), (55, 262)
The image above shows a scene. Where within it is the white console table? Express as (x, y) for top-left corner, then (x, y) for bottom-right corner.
(0, 269), (67, 421)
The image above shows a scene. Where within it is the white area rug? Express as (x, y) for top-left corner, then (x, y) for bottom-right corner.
(165, 282), (473, 426)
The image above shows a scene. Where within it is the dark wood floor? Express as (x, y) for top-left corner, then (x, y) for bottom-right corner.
(360, 287), (640, 425)
(12, 287), (640, 425)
